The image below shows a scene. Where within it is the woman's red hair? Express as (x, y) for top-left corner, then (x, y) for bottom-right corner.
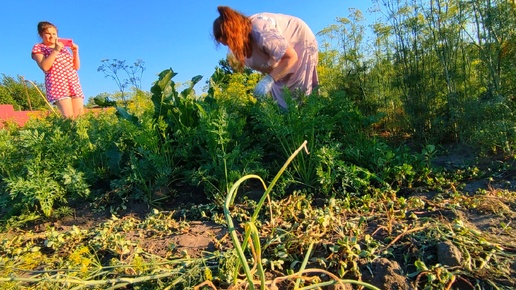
(213, 6), (252, 70)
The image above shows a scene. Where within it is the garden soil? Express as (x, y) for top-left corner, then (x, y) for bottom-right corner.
(4, 151), (516, 289)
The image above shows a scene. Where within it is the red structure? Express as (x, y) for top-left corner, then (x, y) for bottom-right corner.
(0, 104), (48, 128)
(0, 104), (113, 128)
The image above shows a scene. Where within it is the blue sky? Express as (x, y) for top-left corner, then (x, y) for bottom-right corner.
(1, 1), (373, 101)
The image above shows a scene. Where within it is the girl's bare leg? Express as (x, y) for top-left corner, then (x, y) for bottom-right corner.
(71, 97), (84, 118)
(55, 98), (74, 118)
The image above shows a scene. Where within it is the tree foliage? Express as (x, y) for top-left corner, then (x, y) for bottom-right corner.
(0, 75), (48, 111)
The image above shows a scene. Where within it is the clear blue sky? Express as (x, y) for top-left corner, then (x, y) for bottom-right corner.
(1, 1), (373, 101)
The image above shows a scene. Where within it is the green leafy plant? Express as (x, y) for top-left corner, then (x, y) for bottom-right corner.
(2, 122), (90, 217)
(188, 102), (264, 204)
(218, 140), (380, 290)
(251, 92), (334, 192)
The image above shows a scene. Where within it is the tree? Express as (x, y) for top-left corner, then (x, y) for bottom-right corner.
(0, 74), (48, 111)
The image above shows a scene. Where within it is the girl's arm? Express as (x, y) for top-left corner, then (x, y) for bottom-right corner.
(32, 42), (63, 72)
(71, 43), (80, 70)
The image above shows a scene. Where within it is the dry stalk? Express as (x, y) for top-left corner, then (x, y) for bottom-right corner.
(378, 226), (426, 253)
(194, 280), (218, 290)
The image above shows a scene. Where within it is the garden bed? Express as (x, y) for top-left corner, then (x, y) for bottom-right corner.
(1, 152), (515, 289)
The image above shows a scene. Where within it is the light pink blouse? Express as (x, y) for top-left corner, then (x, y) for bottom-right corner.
(246, 13), (319, 108)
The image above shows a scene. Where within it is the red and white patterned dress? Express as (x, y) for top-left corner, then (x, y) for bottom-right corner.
(31, 43), (84, 103)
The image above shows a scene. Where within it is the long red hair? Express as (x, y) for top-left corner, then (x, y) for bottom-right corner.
(213, 6), (252, 71)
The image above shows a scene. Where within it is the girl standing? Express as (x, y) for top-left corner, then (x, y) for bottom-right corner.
(32, 21), (84, 119)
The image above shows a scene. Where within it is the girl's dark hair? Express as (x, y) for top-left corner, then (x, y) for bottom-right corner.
(37, 21), (57, 36)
